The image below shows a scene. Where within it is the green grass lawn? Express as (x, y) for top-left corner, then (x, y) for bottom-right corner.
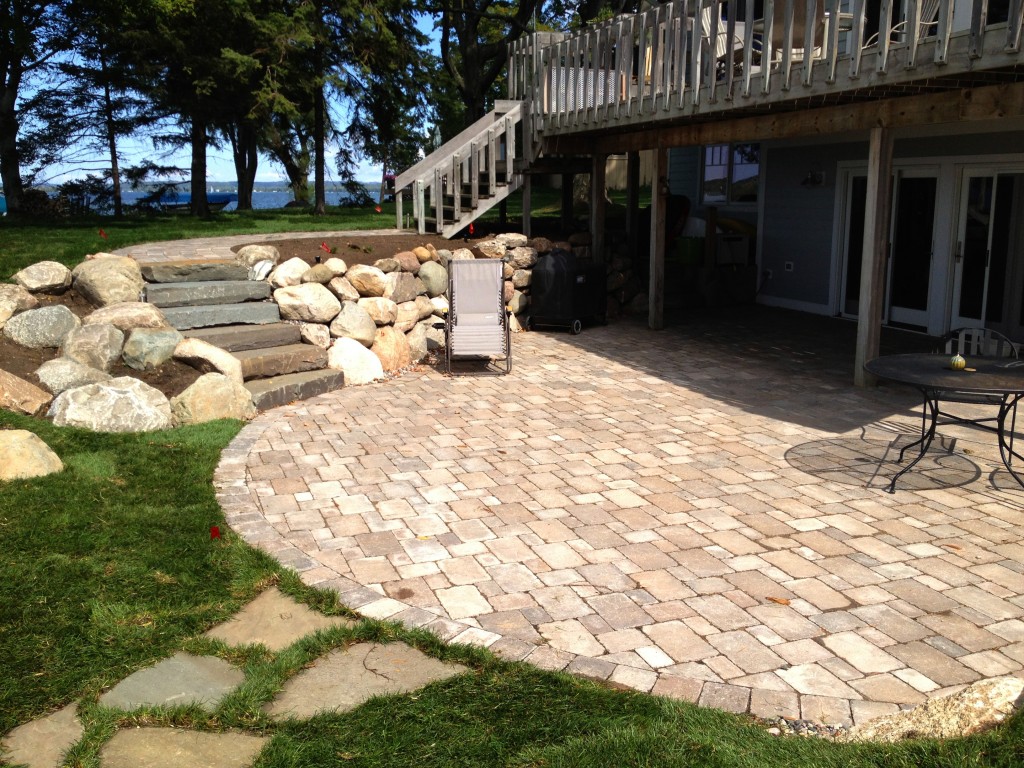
(1, 215), (1022, 766)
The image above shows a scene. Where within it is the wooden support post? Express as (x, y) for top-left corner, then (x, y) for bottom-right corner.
(591, 154), (607, 267)
(854, 126), (893, 387)
(626, 151), (640, 261)
(649, 146), (668, 330)
(561, 173), (574, 231)
(522, 174), (532, 237)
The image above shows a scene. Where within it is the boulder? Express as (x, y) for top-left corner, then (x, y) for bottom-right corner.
(412, 246), (435, 264)
(420, 319), (446, 352)
(383, 272), (421, 304)
(347, 265), (387, 297)
(507, 246), (539, 269)
(301, 263), (336, 285)
(72, 256), (144, 306)
(269, 257), (310, 289)
(475, 240), (506, 259)
(414, 295), (435, 321)
(373, 257), (400, 273)
(496, 232), (529, 248)
(61, 323), (124, 372)
(173, 337), (244, 385)
(274, 283), (341, 324)
(330, 302), (377, 347)
(0, 284), (40, 329)
(371, 325), (411, 373)
(171, 373), (256, 425)
(235, 244), (281, 268)
(418, 261), (448, 298)
(0, 369), (52, 415)
(430, 296), (449, 316)
(327, 337), (385, 385)
(48, 377), (173, 433)
(299, 322), (332, 348)
(393, 251), (420, 273)
(503, 262), (515, 279)
(436, 249), (453, 266)
(328, 276), (360, 302)
(509, 290), (529, 315)
(358, 297), (398, 326)
(503, 280), (515, 305)
(36, 358), (112, 395)
(0, 430), (63, 480)
(84, 251), (121, 260)
(13, 261), (72, 294)
(250, 260), (275, 281)
(839, 677), (1024, 743)
(512, 269), (532, 288)
(407, 322), (429, 362)
(122, 327), (184, 370)
(322, 257), (348, 277)
(394, 301), (421, 333)
(530, 236), (555, 254)
(451, 248), (475, 262)
(84, 302), (167, 332)
(3, 305), (81, 348)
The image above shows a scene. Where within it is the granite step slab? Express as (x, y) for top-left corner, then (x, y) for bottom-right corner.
(100, 728), (267, 768)
(98, 652), (243, 712)
(233, 343), (329, 380)
(160, 302), (280, 330)
(183, 323), (301, 352)
(245, 369), (344, 410)
(140, 259), (249, 283)
(145, 280), (271, 308)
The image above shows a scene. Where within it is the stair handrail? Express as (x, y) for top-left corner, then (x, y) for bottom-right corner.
(394, 101), (522, 191)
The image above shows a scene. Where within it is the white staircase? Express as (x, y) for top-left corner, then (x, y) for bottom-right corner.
(394, 101), (529, 239)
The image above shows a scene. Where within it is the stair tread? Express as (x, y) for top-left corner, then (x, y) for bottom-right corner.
(245, 369), (344, 410)
(184, 323), (301, 351)
(161, 303), (281, 330)
(146, 280), (271, 307)
(233, 343), (329, 381)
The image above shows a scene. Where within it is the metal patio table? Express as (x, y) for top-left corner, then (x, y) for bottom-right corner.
(865, 353), (1024, 492)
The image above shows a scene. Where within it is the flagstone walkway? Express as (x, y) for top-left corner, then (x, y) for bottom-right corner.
(209, 302), (1024, 729)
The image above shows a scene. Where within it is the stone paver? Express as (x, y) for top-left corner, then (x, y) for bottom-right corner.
(99, 728), (267, 768)
(0, 703), (82, 768)
(99, 653), (243, 712)
(118, 234), (1024, 728)
(205, 586), (353, 650)
(264, 641), (467, 718)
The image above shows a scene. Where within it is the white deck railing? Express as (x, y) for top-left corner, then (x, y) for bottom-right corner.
(508, 0), (1023, 133)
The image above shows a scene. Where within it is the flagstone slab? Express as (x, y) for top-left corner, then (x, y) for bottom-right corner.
(99, 653), (243, 712)
(204, 587), (353, 651)
(264, 642), (467, 718)
(99, 728), (267, 768)
(0, 703), (82, 768)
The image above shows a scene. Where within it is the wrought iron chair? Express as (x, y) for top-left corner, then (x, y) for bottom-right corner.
(934, 326), (1019, 431)
(438, 259), (512, 375)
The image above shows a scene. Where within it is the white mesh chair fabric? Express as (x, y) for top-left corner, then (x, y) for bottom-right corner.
(444, 259), (511, 374)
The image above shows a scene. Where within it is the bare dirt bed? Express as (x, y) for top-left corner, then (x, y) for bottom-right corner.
(1, 233), (490, 402)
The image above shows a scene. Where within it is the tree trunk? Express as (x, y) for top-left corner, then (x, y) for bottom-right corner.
(231, 122), (258, 211)
(313, 78), (325, 215)
(100, 52), (123, 218)
(0, 79), (25, 215)
(190, 117), (209, 217)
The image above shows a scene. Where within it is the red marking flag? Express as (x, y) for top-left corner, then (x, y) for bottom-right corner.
(319, 242), (331, 253)
(374, 205), (382, 213)
(210, 525), (221, 540)
(468, 223), (475, 236)
(99, 229), (108, 240)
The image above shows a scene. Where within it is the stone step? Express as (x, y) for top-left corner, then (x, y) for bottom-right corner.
(161, 302), (281, 330)
(245, 369), (344, 410)
(233, 343), (329, 380)
(145, 280), (271, 308)
(141, 259), (249, 283)
(183, 323), (301, 352)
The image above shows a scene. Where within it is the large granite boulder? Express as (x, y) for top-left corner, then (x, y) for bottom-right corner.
(3, 305), (81, 348)
(497, 232), (529, 248)
(327, 337), (385, 385)
(36, 358), (112, 395)
(371, 325), (411, 373)
(269, 257), (310, 289)
(329, 302), (377, 347)
(450, 248), (475, 262)
(474, 240), (506, 259)
(72, 256), (144, 306)
(174, 337), (244, 385)
(122, 327), (184, 370)
(0, 369), (52, 415)
(171, 373), (256, 425)
(512, 269), (532, 289)
(274, 283), (341, 324)
(84, 302), (167, 332)
(509, 290), (529, 315)
(430, 296), (450, 316)
(299, 322), (331, 349)
(322, 257), (348, 277)
(358, 297), (398, 326)
(61, 323), (124, 372)
(328, 276), (360, 302)
(235, 244), (281, 268)
(0, 430), (63, 480)
(507, 247), (538, 269)
(407, 322), (429, 362)
(13, 261), (72, 294)
(412, 245), (436, 264)
(49, 377), (173, 432)
(0, 284), (39, 329)
(417, 261), (448, 298)
(394, 301), (420, 334)
(346, 265), (387, 297)
(393, 251), (420, 273)
(414, 295), (435, 321)
(301, 263), (336, 285)
(373, 257), (400, 274)
(383, 272), (421, 304)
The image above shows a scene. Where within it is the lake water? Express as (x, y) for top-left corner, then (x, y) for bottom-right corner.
(121, 185), (382, 211)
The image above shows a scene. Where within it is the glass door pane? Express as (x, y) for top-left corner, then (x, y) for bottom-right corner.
(956, 175), (995, 323)
(888, 176), (936, 317)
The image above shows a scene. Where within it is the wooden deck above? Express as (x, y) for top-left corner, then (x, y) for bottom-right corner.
(508, 0), (1024, 147)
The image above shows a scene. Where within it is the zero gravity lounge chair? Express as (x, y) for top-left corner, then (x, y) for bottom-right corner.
(439, 258), (512, 374)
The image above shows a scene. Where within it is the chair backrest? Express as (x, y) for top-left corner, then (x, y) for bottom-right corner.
(940, 327), (1019, 358)
(770, 0), (825, 50)
(449, 259), (504, 318)
(699, 3), (743, 61)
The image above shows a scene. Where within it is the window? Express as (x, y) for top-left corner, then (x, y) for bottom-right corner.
(702, 143), (759, 204)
